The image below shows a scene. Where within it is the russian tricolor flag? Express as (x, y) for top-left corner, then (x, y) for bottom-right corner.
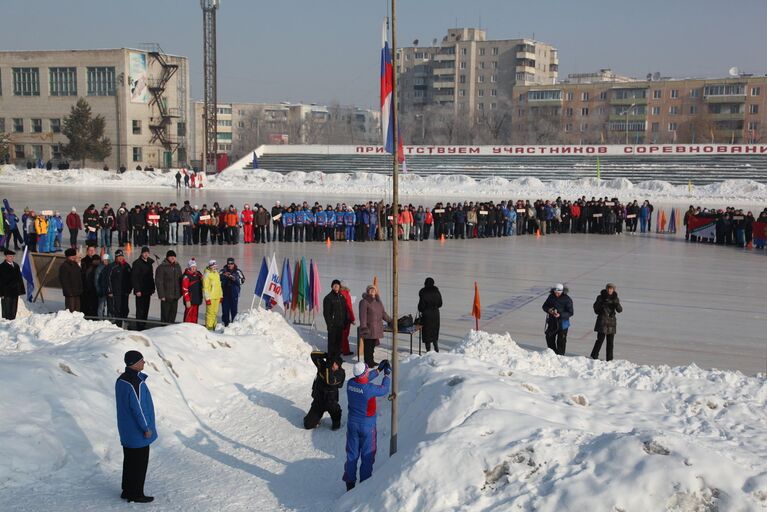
(381, 19), (405, 165)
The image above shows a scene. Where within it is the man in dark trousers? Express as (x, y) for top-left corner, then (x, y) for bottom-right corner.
(542, 283), (574, 356)
(154, 250), (182, 324)
(323, 279), (348, 361)
(303, 351), (345, 430)
(116, 350), (157, 503)
(59, 248), (83, 312)
(0, 249), (25, 320)
(219, 257), (245, 326)
(107, 249), (132, 327)
(131, 247), (155, 330)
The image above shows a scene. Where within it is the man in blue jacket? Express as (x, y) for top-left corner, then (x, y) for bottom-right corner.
(115, 350), (157, 503)
(343, 360), (391, 491)
(220, 257), (245, 326)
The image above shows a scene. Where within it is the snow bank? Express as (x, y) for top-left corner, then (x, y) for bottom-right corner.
(340, 331), (767, 511)
(2, 164), (765, 203)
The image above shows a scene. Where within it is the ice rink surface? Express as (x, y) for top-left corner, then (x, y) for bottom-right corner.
(4, 184), (765, 375)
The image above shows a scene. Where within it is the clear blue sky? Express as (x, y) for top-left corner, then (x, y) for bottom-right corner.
(2, 0), (765, 107)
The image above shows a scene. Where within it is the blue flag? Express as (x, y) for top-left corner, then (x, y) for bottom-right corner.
(21, 247), (34, 302)
(254, 256), (268, 296)
(280, 257), (292, 306)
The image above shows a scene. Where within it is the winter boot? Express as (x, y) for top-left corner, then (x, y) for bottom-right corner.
(346, 482), (356, 492)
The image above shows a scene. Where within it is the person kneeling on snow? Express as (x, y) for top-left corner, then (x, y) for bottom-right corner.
(343, 360), (391, 491)
(303, 351), (345, 430)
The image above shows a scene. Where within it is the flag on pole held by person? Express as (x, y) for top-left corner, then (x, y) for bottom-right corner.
(262, 254), (285, 311)
(21, 247), (35, 302)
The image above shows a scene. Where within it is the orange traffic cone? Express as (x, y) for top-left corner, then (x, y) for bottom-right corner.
(536, 229), (541, 238)
(747, 241), (753, 249)
(440, 233), (445, 242)
(125, 242), (132, 253)
(326, 237), (332, 247)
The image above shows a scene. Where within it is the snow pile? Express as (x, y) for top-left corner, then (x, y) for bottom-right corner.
(2, 164), (766, 202)
(340, 331), (767, 511)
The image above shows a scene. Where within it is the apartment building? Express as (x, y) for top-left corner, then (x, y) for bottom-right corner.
(512, 75), (767, 144)
(398, 28), (558, 115)
(0, 47), (189, 168)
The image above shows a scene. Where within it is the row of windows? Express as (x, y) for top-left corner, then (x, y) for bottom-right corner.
(458, 74), (498, 84)
(12, 143), (63, 160)
(0, 117), (61, 133)
(3, 66), (116, 96)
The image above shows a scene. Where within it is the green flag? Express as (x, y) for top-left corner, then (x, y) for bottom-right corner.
(298, 256), (308, 313)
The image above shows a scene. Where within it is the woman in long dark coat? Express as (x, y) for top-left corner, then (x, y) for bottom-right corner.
(417, 277), (443, 352)
(590, 283), (623, 361)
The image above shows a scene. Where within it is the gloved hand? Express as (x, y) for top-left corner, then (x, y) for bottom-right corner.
(206, 299), (212, 306)
(378, 359), (391, 375)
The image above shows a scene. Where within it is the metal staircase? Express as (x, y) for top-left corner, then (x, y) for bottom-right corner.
(144, 44), (180, 153)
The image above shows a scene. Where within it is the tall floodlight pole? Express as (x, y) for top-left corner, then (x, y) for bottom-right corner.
(389, 0), (400, 457)
(201, 0), (219, 173)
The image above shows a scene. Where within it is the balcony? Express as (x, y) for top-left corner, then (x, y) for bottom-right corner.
(608, 113), (647, 122)
(705, 94), (746, 103)
(434, 93), (455, 102)
(433, 81), (455, 89)
(610, 97), (647, 106)
(516, 64), (536, 74)
(432, 66), (455, 76)
(434, 53), (456, 62)
(528, 99), (562, 107)
(711, 112), (745, 121)
(516, 51), (536, 60)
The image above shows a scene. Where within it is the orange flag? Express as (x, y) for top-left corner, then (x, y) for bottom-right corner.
(373, 275), (378, 290)
(660, 209), (667, 232)
(471, 282), (481, 329)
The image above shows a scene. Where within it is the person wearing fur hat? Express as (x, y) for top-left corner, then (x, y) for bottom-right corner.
(115, 350), (157, 503)
(343, 360), (391, 491)
(0, 249), (25, 320)
(59, 248), (82, 312)
(542, 283), (574, 356)
(417, 277), (443, 352)
(591, 283), (623, 361)
(106, 249), (132, 327)
(202, 259), (223, 329)
(323, 279), (348, 361)
(155, 250), (182, 324)
(303, 351), (346, 430)
(181, 259), (203, 323)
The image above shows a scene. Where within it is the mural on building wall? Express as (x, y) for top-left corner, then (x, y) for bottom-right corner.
(129, 52), (149, 104)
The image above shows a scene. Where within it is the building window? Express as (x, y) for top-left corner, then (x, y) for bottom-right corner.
(653, 90), (662, 99)
(566, 91), (574, 101)
(459, 75), (466, 84)
(581, 92), (589, 101)
(651, 106), (661, 115)
(669, 106), (680, 115)
(479, 62), (485, 69)
(177, 122), (186, 137)
(750, 104), (759, 114)
(598, 107), (606, 115)
(32, 145), (43, 160)
(13, 118), (23, 133)
(32, 118), (42, 133)
(581, 107), (589, 116)
(668, 122), (677, 131)
(689, 106), (698, 114)
(493, 47), (499, 56)
(458, 89), (465, 97)
(490, 102), (497, 110)
(651, 122), (660, 133)
(748, 121), (759, 130)
(479, 48), (485, 56)
(87, 67), (115, 96)
(490, 75), (497, 83)
(518, 109), (525, 116)
(132, 120), (141, 135)
(670, 89), (679, 98)
(704, 84), (745, 96)
(491, 89), (497, 97)
(599, 91), (608, 100)
(566, 107), (573, 117)
(492, 61), (498, 69)
(49, 67), (77, 96)
(477, 103), (484, 110)
(460, 62), (466, 69)
(12, 68), (40, 96)
(690, 88), (700, 97)
(580, 123), (588, 132)
(50, 118), (61, 133)
(132, 147), (142, 162)
(478, 75), (484, 83)
(751, 87), (761, 96)
(565, 123), (573, 132)
(478, 89), (484, 97)
(15, 145), (25, 159)
(52, 144), (63, 160)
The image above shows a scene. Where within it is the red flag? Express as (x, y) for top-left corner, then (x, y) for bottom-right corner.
(471, 282), (481, 329)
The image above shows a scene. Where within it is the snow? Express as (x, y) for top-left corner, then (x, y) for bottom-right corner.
(1, 311), (765, 510)
(2, 164), (766, 203)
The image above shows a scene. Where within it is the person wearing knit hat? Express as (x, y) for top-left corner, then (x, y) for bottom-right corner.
(542, 282), (574, 356)
(202, 257), (223, 329)
(155, 249), (182, 324)
(115, 350), (157, 503)
(323, 279), (348, 361)
(181, 259), (203, 324)
(220, 257), (245, 327)
(0, 248), (25, 320)
(343, 359), (391, 491)
(590, 283), (623, 362)
(303, 351), (346, 430)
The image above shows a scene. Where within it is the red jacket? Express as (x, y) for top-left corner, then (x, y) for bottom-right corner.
(424, 212), (434, 225)
(340, 288), (355, 324)
(66, 212), (82, 230)
(571, 204), (581, 218)
(241, 209), (254, 224)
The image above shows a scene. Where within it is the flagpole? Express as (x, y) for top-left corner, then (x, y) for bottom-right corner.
(389, 0), (400, 458)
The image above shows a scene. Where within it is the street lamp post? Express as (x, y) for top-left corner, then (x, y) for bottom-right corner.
(623, 103), (637, 145)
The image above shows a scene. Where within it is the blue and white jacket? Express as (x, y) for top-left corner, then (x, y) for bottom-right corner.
(346, 369), (391, 426)
(116, 368), (158, 448)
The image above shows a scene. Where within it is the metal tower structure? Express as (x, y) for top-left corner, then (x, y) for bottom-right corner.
(201, 0), (219, 173)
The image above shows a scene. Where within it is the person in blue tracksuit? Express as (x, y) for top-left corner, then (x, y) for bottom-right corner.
(283, 207), (295, 243)
(219, 257), (245, 326)
(294, 207), (305, 243)
(344, 209), (356, 242)
(315, 208), (326, 241)
(368, 206), (378, 241)
(325, 207), (336, 241)
(343, 360), (391, 491)
(115, 350), (157, 503)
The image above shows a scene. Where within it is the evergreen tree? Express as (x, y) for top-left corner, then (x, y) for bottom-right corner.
(0, 132), (10, 164)
(62, 98), (112, 167)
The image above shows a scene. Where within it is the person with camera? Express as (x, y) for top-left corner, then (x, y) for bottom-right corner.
(590, 283), (623, 361)
(542, 283), (574, 356)
(303, 351), (345, 430)
(343, 360), (391, 491)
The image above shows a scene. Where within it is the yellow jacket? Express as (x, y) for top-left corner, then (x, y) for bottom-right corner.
(202, 268), (223, 303)
(35, 216), (48, 235)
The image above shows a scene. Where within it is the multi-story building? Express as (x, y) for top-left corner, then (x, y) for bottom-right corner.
(398, 28), (558, 115)
(191, 101), (379, 164)
(511, 75), (767, 144)
(0, 47), (189, 168)
(563, 68), (637, 84)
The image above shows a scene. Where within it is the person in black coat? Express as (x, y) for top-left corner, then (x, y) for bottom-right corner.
(59, 248), (83, 313)
(82, 255), (101, 317)
(590, 283), (623, 361)
(107, 250), (133, 327)
(0, 249), (25, 320)
(131, 247), (155, 330)
(303, 351), (345, 430)
(323, 279), (347, 360)
(417, 277), (443, 352)
(541, 283), (574, 356)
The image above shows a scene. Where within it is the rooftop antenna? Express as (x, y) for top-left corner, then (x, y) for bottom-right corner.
(653, 72), (661, 81)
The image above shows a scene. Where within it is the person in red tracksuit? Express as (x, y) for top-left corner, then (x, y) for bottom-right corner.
(241, 205), (254, 243)
(340, 282), (356, 356)
(181, 259), (203, 323)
